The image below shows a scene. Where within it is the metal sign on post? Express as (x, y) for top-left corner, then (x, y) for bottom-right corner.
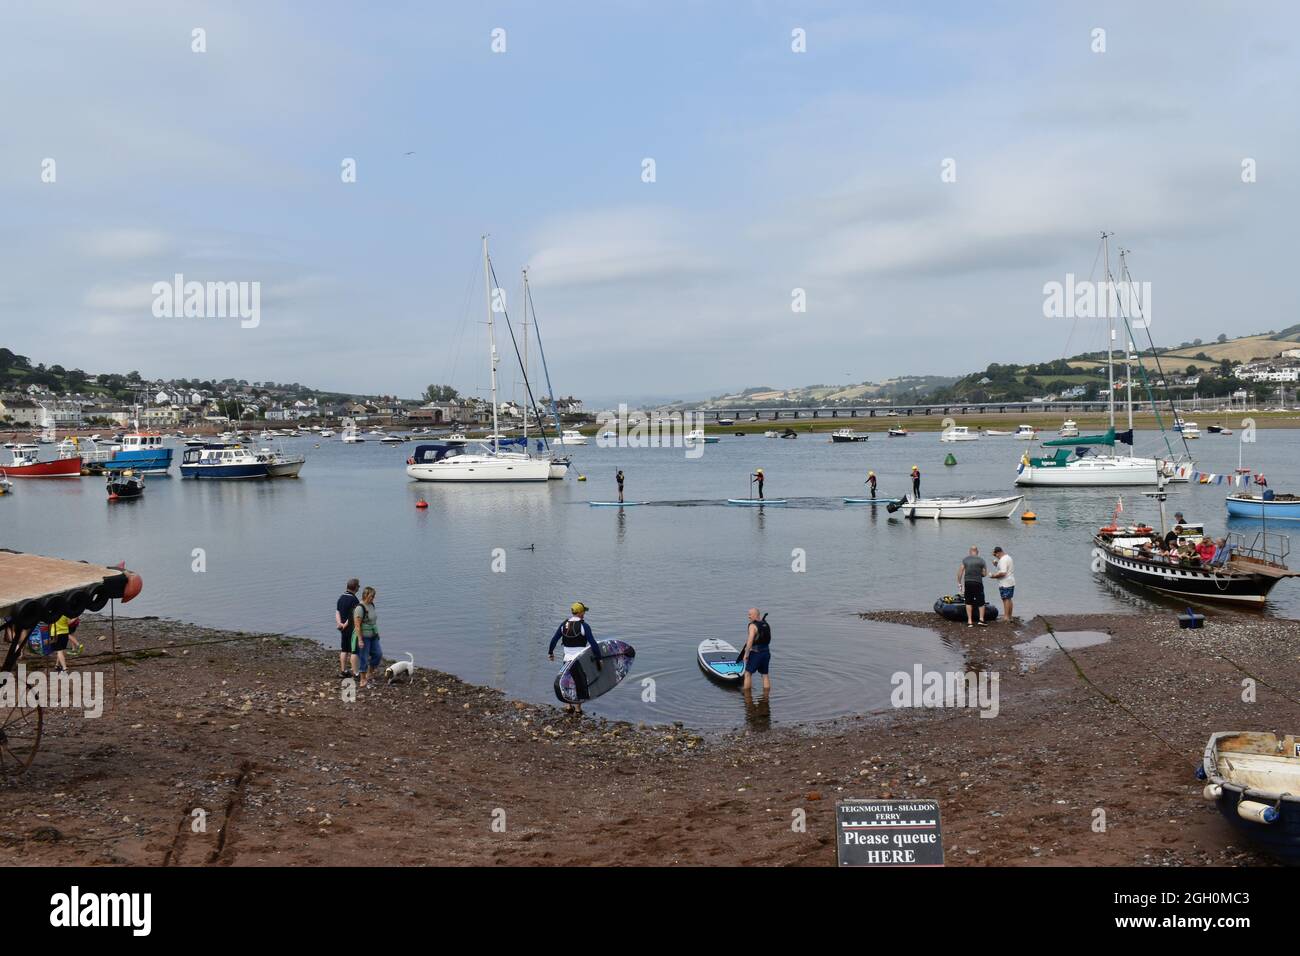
(836, 799), (944, 867)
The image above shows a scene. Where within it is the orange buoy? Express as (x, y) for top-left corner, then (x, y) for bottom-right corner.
(1021, 511), (1037, 522)
(415, 499), (428, 509)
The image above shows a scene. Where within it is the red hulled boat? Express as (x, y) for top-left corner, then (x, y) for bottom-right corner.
(5, 446), (82, 478)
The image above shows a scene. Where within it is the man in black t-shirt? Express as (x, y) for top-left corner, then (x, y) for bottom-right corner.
(336, 578), (360, 678)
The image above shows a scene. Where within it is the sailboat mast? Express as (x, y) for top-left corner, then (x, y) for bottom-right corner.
(522, 268), (529, 445)
(482, 235), (500, 452)
(1103, 232), (1115, 430)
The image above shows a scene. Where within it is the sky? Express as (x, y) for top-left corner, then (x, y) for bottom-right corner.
(1, 1), (1297, 407)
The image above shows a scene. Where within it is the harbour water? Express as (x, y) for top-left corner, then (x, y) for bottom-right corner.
(1, 424), (1294, 728)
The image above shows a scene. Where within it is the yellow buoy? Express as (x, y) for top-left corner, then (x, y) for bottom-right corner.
(1021, 511), (1037, 522)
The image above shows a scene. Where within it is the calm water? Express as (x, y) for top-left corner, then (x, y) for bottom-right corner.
(1, 424), (1294, 728)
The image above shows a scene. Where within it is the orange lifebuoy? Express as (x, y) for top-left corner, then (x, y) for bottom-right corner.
(121, 570), (143, 603)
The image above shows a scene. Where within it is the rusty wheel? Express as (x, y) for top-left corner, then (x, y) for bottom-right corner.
(0, 704), (42, 775)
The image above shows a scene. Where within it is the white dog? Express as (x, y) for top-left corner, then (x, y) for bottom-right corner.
(385, 652), (415, 684)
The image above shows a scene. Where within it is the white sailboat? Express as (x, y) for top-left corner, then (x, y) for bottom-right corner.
(407, 238), (550, 483)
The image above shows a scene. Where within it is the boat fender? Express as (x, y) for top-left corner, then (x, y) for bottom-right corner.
(1236, 799), (1279, 824)
(415, 500), (428, 509)
(406, 457), (415, 465)
(1201, 784), (1221, 801)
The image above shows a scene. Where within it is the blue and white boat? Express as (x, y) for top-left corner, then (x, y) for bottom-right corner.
(180, 444), (270, 479)
(103, 432), (173, 475)
(1226, 492), (1300, 521)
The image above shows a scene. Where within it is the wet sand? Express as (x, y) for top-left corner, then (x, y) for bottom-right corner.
(2, 609), (1296, 866)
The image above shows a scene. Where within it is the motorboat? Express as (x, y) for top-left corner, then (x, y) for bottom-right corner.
(982, 429), (1014, 437)
(686, 428), (720, 444)
(5, 445), (82, 478)
(103, 431), (173, 475)
(1226, 492), (1300, 521)
(340, 419), (364, 443)
(887, 494), (1023, 520)
(255, 448), (307, 478)
(550, 429), (588, 446)
(887, 426), (908, 437)
(380, 434), (405, 445)
(1014, 425), (1038, 439)
(106, 470), (145, 500)
(180, 444), (270, 479)
(184, 436), (206, 447)
(829, 428), (868, 443)
(940, 425), (979, 442)
(1059, 420), (1080, 438)
(1175, 420), (1201, 439)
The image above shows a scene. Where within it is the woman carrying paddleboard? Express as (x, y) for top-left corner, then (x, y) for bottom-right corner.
(739, 607), (772, 696)
(548, 602), (602, 713)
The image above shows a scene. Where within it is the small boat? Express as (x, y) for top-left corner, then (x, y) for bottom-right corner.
(686, 429), (720, 444)
(763, 430), (779, 438)
(103, 431), (173, 475)
(256, 449), (307, 478)
(778, 427), (797, 439)
(940, 426), (979, 442)
(716, 418), (735, 427)
(5, 446), (82, 478)
(727, 498), (787, 506)
(1226, 492), (1300, 521)
(887, 426), (908, 437)
(599, 430), (616, 440)
(1207, 424), (1223, 434)
(933, 595), (999, 622)
(0, 471), (12, 495)
(319, 429), (334, 438)
(830, 428), (868, 443)
(982, 429), (1014, 437)
(548, 431), (590, 447)
(1175, 420), (1201, 439)
(180, 444), (271, 479)
(184, 437), (206, 447)
(380, 434), (405, 445)
(1014, 425), (1038, 440)
(1059, 420), (1080, 438)
(697, 638), (745, 683)
(1199, 731), (1300, 865)
(106, 470), (145, 500)
(888, 495), (1023, 519)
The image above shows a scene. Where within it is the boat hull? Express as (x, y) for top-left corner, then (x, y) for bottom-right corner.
(406, 457), (551, 482)
(1226, 496), (1300, 521)
(1094, 538), (1280, 605)
(103, 449), (173, 475)
(1016, 457), (1159, 486)
(892, 496), (1022, 519)
(1202, 732), (1300, 866)
(266, 459), (305, 478)
(5, 457), (82, 478)
(180, 463), (269, 479)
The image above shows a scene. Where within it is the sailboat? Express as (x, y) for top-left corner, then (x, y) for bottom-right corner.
(1015, 236), (1189, 488)
(406, 238), (550, 483)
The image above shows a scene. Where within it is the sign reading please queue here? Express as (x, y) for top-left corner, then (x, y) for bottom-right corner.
(836, 800), (944, 867)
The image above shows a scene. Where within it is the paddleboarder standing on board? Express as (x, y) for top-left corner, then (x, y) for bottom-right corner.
(739, 608), (772, 695)
(751, 468), (765, 500)
(866, 470), (877, 498)
(616, 469), (624, 504)
(911, 465), (921, 499)
(548, 602), (602, 714)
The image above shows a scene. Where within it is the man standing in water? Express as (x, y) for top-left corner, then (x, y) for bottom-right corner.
(957, 546), (989, 627)
(739, 607), (771, 696)
(335, 578), (361, 679)
(911, 465), (921, 499)
(990, 545), (1015, 621)
(616, 469), (625, 503)
(866, 470), (878, 498)
(751, 467), (765, 500)
(548, 601), (602, 714)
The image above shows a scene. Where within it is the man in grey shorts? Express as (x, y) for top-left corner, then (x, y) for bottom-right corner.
(957, 546), (989, 627)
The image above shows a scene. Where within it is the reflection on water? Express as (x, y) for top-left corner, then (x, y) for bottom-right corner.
(3, 427), (1299, 727)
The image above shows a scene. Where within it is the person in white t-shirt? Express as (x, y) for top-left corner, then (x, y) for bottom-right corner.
(990, 546), (1016, 621)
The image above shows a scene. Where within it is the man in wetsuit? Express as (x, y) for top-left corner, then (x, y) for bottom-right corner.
(740, 607), (772, 695)
(548, 601), (602, 713)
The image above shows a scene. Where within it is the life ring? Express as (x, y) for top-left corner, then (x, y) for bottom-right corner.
(1100, 524), (1119, 533)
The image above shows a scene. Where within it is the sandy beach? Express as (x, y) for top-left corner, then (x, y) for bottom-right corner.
(2, 609), (1297, 867)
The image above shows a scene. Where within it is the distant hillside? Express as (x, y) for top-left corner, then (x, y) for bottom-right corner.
(703, 375), (958, 408)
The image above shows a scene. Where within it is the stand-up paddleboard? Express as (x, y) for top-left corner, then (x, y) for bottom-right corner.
(844, 497), (896, 504)
(727, 498), (787, 506)
(588, 501), (647, 506)
(554, 639), (636, 703)
(697, 638), (745, 683)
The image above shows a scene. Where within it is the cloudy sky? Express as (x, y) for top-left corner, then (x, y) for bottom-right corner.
(2, 1), (1296, 406)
